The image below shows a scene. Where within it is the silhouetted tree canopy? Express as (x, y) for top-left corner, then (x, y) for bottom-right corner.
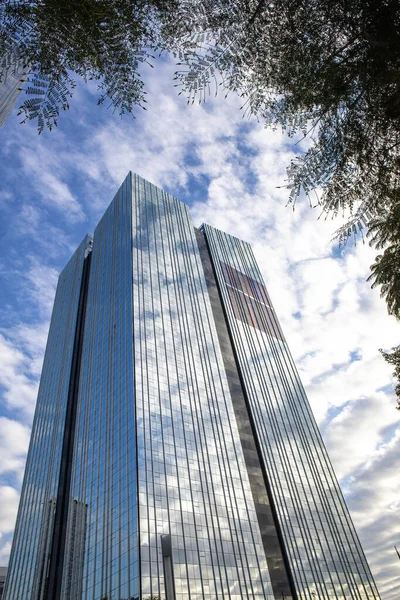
(0, 0), (178, 132)
(367, 190), (400, 405)
(174, 0), (400, 233)
(379, 346), (400, 409)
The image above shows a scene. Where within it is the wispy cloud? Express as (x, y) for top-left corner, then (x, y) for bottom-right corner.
(19, 147), (85, 222)
(23, 261), (59, 319)
(0, 333), (39, 418)
(0, 486), (20, 534)
(0, 417), (30, 479)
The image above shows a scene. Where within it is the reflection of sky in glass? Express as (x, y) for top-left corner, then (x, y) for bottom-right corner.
(63, 175), (139, 600)
(131, 174), (274, 600)
(221, 262), (284, 341)
(3, 236), (91, 600)
(203, 224), (380, 600)
(0, 66), (28, 126)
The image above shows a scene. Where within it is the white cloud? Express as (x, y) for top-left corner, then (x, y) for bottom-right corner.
(24, 261), (58, 319)
(0, 417), (30, 479)
(0, 540), (12, 565)
(324, 394), (399, 481)
(344, 427), (400, 600)
(0, 485), (19, 566)
(0, 487), (19, 535)
(3, 322), (48, 378)
(0, 265), (54, 420)
(0, 333), (38, 417)
(16, 132), (85, 223)
(0, 189), (13, 207)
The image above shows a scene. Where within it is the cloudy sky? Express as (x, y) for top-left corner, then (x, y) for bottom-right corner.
(0, 58), (399, 599)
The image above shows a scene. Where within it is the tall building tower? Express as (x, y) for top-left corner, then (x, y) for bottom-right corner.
(4, 173), (380, 600)
(0, 567), (7, 599)
(0, 63), (28, 127)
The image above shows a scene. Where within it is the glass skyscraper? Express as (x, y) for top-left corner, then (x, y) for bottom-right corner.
(4, 173), (380, 600)
(0, 64), (28, 127)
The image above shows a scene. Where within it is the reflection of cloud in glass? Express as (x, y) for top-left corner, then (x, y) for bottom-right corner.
(131, 174), (274, 600)
(221, 261), (284, 341)
(3, 236), (91, 600)
(204, 223), (380, 600)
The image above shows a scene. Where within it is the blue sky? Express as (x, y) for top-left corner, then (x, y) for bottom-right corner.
(0, 58), (399, 599)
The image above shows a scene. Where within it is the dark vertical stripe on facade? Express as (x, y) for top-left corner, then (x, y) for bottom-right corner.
(45, 249), (92, 600)
(195, 228), (297, 600)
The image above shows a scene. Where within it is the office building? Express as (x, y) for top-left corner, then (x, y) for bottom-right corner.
(3, 173), (380, 600)
(0, 567), (7, 599)
(0, 63), (28, 127)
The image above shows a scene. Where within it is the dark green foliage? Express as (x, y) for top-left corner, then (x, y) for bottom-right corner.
(379, 346), (400, 409)
(367, 190), (400, 318)
(368, 190), (400, 312)
(0, 0), (178, 132)
(369, 245), (400, 318)
(366, 190), (400, 402)
(365, 189), (400, 401)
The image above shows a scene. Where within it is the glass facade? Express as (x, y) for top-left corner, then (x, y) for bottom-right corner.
(4, 173), (380, 600)
(201, 224), (380, 600)
(4, 236), (92, 599)
(60, 177), (138, 600)
(130, 174), (273, 600)
(0, 65), (28, 127)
